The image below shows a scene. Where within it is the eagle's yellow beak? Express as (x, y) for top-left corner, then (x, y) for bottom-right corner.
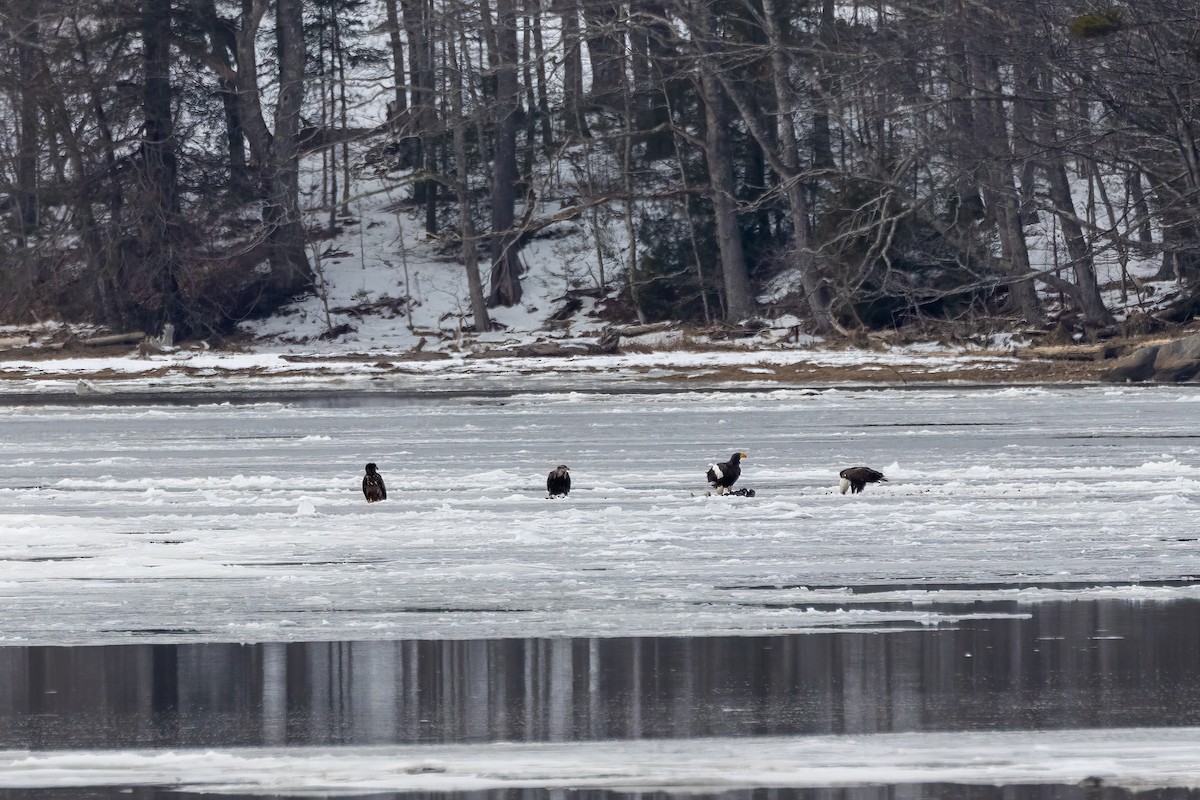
(741, 452), (748, 458)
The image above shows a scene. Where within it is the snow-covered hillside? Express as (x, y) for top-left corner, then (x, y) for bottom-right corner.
(230, 131), (1179, 361)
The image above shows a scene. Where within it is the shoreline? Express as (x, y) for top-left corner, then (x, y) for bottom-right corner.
(0, 341), (1121, 398)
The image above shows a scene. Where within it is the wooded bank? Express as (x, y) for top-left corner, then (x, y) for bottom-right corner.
(1, 0), (1198, 340)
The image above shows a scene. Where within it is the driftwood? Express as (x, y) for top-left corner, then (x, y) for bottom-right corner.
(1021, 344), (1111, 361)
(1025, 336), (1176, 363)
(393, 350), (453, 362)
(80, 332), (145, 347)
(609, 321), (675, 338)
(0, 336), (31, 349)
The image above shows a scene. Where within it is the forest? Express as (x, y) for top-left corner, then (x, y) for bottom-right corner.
(1, 0), (1198, 342)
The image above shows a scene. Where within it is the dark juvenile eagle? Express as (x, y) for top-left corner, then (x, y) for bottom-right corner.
(547, 465), (571, 498)
(362, 462), (387, 503)
(707, 452), (746, 495)
(839, 466), (886, 494)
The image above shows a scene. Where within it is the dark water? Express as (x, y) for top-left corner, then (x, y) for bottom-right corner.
(4, 599), (1200, 749)
(3, 598), (1200, 798)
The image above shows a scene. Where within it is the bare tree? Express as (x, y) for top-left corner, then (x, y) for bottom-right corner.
(136, 0), (184, 331)
(12, 0), (40, 243)
(689, 0), (753, 322)
(447, 3), (492, 332)
(487, 0), (523, 306)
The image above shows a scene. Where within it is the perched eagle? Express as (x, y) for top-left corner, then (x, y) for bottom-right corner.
(839, 466), (886, 494)
(707, 452), (747, 495)
(547, 465), (571, 498)
(362, 462), (387, 503)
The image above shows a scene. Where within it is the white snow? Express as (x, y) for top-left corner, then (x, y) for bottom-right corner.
(0, 342), (1033, 403)
(0, 728), (1198, 793)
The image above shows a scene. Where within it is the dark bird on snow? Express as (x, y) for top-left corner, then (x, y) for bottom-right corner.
(707, 452), (747, 495)
(547, 465), (571, 498)
(839, 466), (886, 494)
(362, 462), (387, 503)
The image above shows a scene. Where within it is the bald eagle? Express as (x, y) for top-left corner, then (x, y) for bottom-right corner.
(547, 465), (571, 498)
(707, 452), (747, 495)
(363, 463), (387, 503)
(839, 466), (886, 494)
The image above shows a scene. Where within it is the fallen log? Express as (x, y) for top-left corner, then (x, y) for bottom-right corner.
(81, 332), (145, 347)
(609, 321), (675, 338)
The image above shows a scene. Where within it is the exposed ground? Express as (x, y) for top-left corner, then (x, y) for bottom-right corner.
(1, 317), (1198, 392)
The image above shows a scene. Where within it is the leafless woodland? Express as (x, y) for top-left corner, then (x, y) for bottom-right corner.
(1, 0), (1197, 339)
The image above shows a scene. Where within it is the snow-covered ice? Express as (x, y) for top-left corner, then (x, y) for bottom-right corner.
(1, 384), (1197, 646)
(1, 728), (1198, 793)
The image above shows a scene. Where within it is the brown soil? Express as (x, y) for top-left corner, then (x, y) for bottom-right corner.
(0, 329), (1185, 387)
(658, 357), (1103, 386)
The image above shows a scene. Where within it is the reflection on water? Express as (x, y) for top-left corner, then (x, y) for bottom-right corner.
(2, 599), (1200, 750)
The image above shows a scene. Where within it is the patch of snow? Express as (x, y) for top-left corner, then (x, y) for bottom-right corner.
(0, 728), (1198, 793)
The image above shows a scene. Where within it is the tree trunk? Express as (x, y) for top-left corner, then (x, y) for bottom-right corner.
(14, 0), (40, 243)
(1044, 158), (1115, 325)
(556, 0), (590, 137)
(383, 0), (408, 127)
(40, 63), (115, 326)
(488, 0), (523, 307)
(810, 0), (836, 169)
(233, 0), (272, 171)
(697, 47), (753, 322)
(520, 5), (541, 174)
(448, 28), (492, 332)
(1128, 170), (1154, 245)
(1010, 61), (1039, 224)
(263, 0), (312, 294)
(193, 0), (250, 197)
(528, 0), (554, 149)
(582, 0), (623, 108)
(972, 49), (1043, 324)
(627, 0), (674, 159)
(943, 10), (984, 228)
(1030, 72), (1114, 326)
(760, 0), (838, 333)
(140, 0), (184, 331)
(401, 0), (438, 232)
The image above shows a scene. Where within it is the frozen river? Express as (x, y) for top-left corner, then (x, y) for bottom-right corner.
(2, 383), (1200, 796)
(2, 385), (1199, 645)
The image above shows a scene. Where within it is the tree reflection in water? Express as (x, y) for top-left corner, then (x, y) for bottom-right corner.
(1, 599), (1199, 750)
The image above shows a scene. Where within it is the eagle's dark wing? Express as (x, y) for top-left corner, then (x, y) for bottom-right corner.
(363, 474), (387, 502)
(547, 467), (571, 497)
(839, 466), (886, 494)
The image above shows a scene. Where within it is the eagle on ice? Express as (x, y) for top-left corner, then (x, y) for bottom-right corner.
(707, 452), (747, 495)
(362, 462), (387, 503)
(547, 465), (571, 498)
(839, 466), (886, 494)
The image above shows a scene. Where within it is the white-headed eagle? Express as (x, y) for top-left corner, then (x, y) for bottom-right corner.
(839, 466), (886, 494)
(707, 452), (747, 495)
